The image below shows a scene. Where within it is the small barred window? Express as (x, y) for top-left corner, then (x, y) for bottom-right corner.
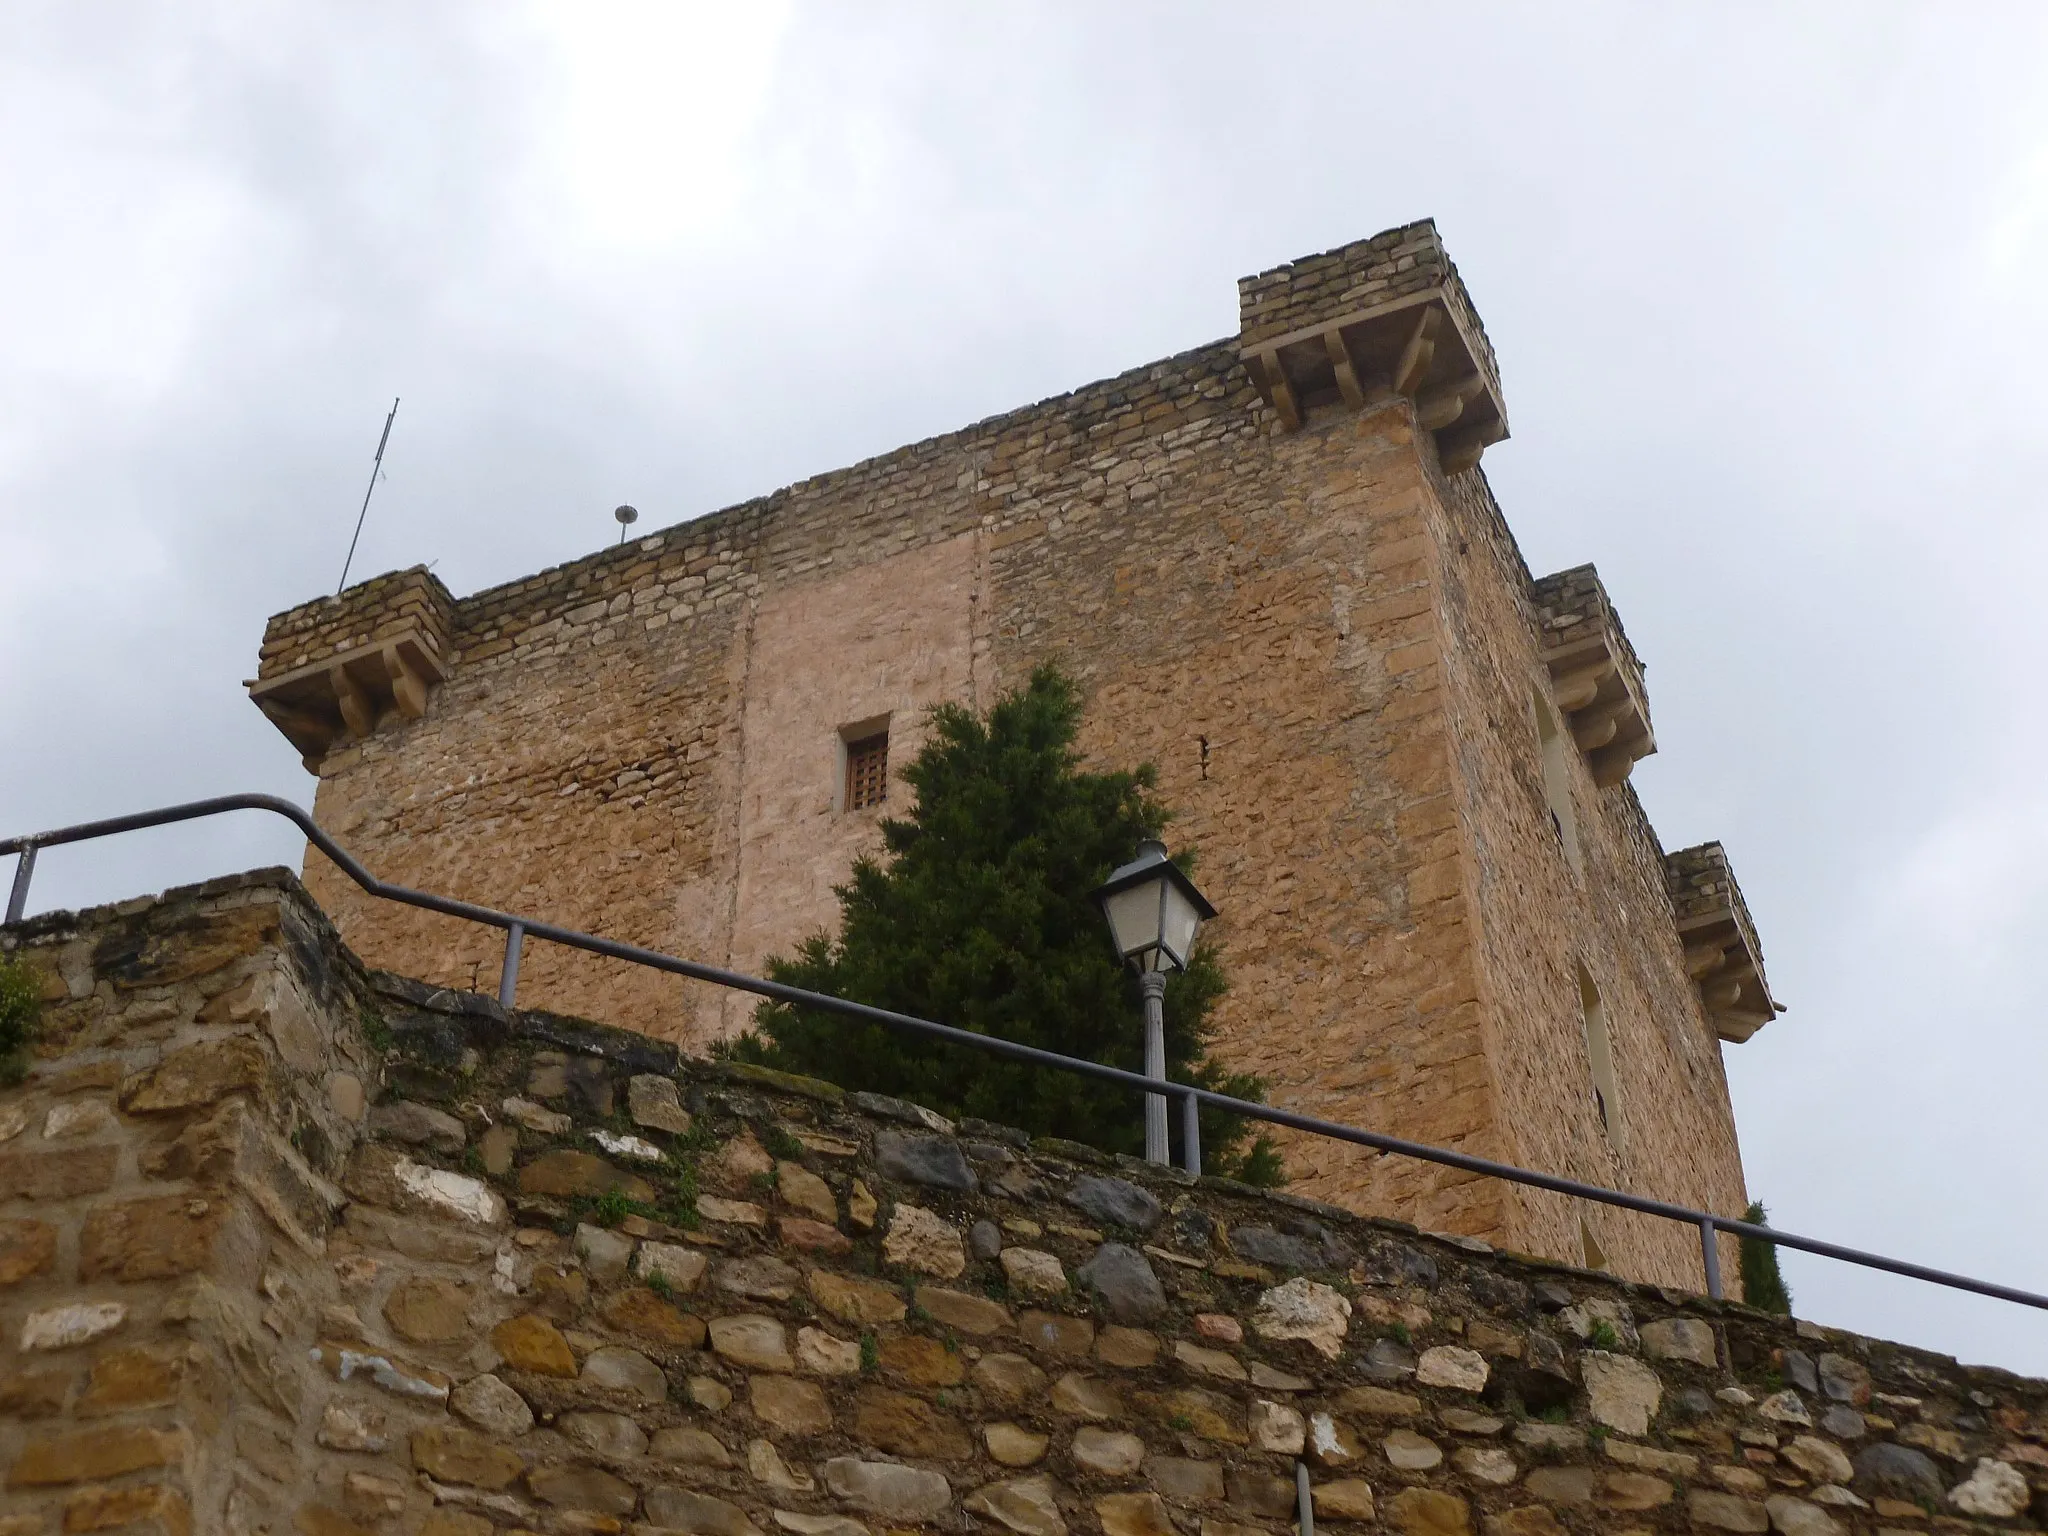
(845, 732), (889, 811)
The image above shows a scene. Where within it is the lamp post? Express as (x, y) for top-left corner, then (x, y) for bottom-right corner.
(1091, 839), (1217, 1168)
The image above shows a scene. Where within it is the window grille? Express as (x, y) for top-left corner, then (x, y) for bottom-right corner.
(845, 732), (889, 811)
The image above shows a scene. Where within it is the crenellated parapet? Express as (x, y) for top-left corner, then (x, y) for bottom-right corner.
(1236, 220), (1508, 473)
(247, 566), (457, 766)
(1531, 565), (1655, 788)
(1666, 842), (1783, 1042)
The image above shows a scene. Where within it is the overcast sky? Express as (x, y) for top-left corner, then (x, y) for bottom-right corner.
(5, 3), (2047, 1371)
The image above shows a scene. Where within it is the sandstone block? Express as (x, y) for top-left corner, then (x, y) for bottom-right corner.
(646, 1487), (765, 1536)
(1455, 1446), (1517, 1485)
(1581, 1349), (1661, 1435)
(600, 1284), (707, 1347)
(809, 1268), (904, 1325)
(629, 1073), (693, 1134)
(1484, 1509), (1564, 1536)
(1688, 1490), (1770, 1532)
(490, 1314), (578, 1377)
(774, 1515), (864, 1536)
(1151, 1458), (1225, 1503)
(1148, 1386), (1243, 1444)
(752, 1373), (833, 1436)
(1020, 1310), (1094, 1356)
(1524, 1467), (1594, 1504)
(653, 1425), (734, 1466)
(1066, 1175), (1163, 1232)
(561, 1409), (649, 1459)
(529, 1460), (639, 1513)
(76, 1347), (180, 1416)
(1250, 1399), (1306, 1453)
(986, 1423), (1051, 1467)
(382, 1274), (472, 1344)
(1072, 1426), (1145, 1475)
(779, 1215), (852, 1254)
(1002, 1246), (1069, 1298)
(43, 1098), (116, 1138)
(776, 1159), (838, 1221)
(517, 1149), (654, 1202)
(1193, 1312), (1243, 1344)
(1385, 1487), (1470, 1536)
(974, 1352), (1049, 1404)
(711, 1314), (794, 1371)
(749, 1435), (815, 1492)
(1309, 1412), (1365, 1467)
(417, 1515), (493, 1536)
(0, 1143), (118, 1200)
(500, 1096), (570, 1134)
(822, 1458), (952, 1522)
(1098, 1325), (1161, 1368)
(1251, 1277), (1352, 1359)
(1313, 1480), (1378, 1522)
(7, 1424), (186, 1487)
(0, 1217), (56, 1284)
(1384, 1428), (1443, 1470)
(575, 1221), (636, 1282)
(22, 1301), (127, 1351)
(880, 1333), (965, 1387)
(919, 1285), (1012, 1335)
(967, 1475), (1067, 1536)
(854, 1385), (975, 1460)
(120, 1035), (268, 1113)
(717, 1253), (801, 1301)
(582, 1343), (667, 1403)
(1174, 1339), (1247, 1382)
(410, 1425), (524, 1489)
(448, 1372), (533, 1436)
(61, 1482), (193, 1534)
(1098, 1492), (1176, 1536)
(1640, 1317), (1717, 1367)
(797, 1325), (862, 1376)
(1600, 1471), (1674, 1511)
(368, 1099), (464, 1152)
(1416, 1345), (1488, 1392)
(882, 1202), (965, 1278)
(637, 1239), (708, 1291)
(1051, 1372), (1121, 1421)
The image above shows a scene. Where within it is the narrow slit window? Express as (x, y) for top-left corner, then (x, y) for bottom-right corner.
(1534, 689), (1582, 872)
(1579, 962), (1621, 1152)
(845, 731), (889, 811)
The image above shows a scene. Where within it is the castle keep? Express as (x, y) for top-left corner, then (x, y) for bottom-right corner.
(246, 220), (1781, 1293)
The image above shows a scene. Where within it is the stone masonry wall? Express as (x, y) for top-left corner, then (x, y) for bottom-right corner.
(260, 220), (1757, 1283)
(4, 873), (2041, 1536)
(257, 567), (459, 680)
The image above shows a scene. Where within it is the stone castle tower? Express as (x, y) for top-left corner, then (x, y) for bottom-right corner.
(247, 220), (1781, 1292)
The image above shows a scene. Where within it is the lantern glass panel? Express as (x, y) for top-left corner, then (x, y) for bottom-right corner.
(1159, 881), (1203, 970)
(1102, 880), (1166, 966)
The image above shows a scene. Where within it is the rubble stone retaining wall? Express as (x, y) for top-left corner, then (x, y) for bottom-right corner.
(6, 873), (2037, 1536)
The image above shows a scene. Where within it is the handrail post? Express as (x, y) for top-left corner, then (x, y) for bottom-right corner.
(1701, 1215), (1724, 1300)
(1295, 1460), (1314, 1536)
(499, 921), (525, 1009)
(1181, 1089), (1202, 1177)
(5, 843), (35, 925)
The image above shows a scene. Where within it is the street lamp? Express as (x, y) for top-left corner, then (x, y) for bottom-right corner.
(1091, 838), (1217, 1167)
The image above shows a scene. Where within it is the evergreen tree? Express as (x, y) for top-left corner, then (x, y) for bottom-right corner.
(1739, 1200), (1794, 1314)
(723, 664), (1283, 1184)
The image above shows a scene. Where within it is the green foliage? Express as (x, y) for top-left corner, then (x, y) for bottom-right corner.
(647, 1272), (675, 1301)
(0, 954), (41, 1083)
(763, 1124), (805, 1162)
(722, 665), (1284, 1183)
(593, 1189), (632, 1228)
(358, 1005), (394, 1053)
(859, 1332), (879, 1374)
(1589, 1320), (1620, 1351)
(1739, 1201), (1794, 1315)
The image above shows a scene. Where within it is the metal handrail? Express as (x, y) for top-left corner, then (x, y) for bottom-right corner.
(6, 792), (2046, 1315)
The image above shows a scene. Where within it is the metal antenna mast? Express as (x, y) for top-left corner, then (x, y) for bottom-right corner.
(337, 397), (400, 594)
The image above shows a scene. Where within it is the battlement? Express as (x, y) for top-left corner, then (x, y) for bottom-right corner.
(1236, 220), (1507, 470)
(249, 565), (458, 765)
(1665, 843), (1782, 1043)
(1531, 565), (1656, 787)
